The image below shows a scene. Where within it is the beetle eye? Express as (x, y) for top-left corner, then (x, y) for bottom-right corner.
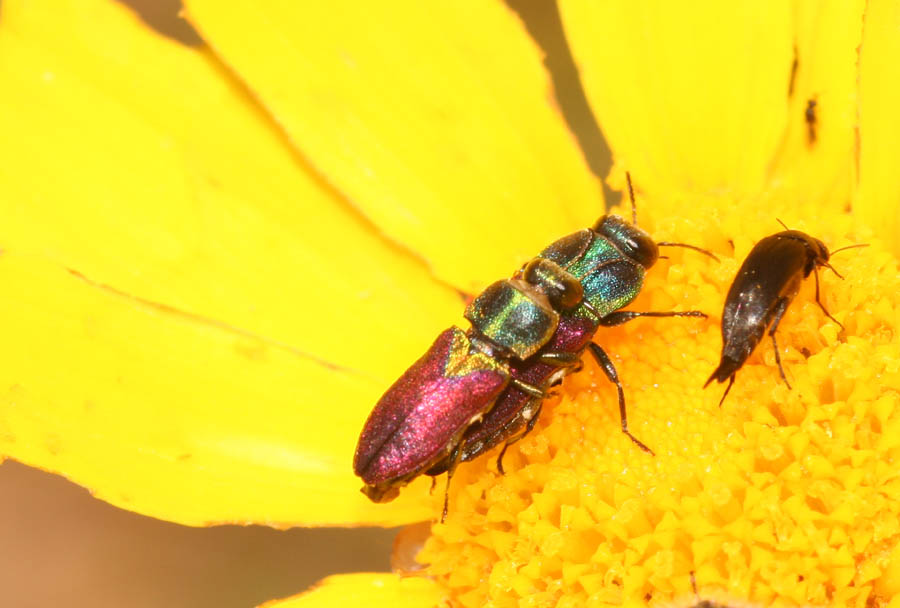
(522, 258), (583, 311)
(593, 215), (659, 269)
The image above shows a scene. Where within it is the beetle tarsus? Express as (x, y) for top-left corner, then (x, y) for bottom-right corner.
(769, 297), (793, 388)
(441, 482), (450, 523)
(496, 443), (509, 475)
(657, 241), (720, 262)
(704, 357), (739, 407)
(770, 334), (792, 389)
(813, 266), (844, 330)
(441, 441), (466, 523)
(718, 376), (735, 408)
(588, 342), (655, 456)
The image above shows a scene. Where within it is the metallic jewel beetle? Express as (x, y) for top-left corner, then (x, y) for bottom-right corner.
(426, 225), (715, 479)
(705, 225), (865, 406)
(354, 184), (714, 516)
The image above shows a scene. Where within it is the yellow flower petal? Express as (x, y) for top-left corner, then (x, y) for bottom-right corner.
(0, 0), (460, 380)
(857, 0), (900, 257)
(184, 0), (602, 292)
(765, 1), (865, 209)
(559, 1), (793, 199)
(0, 0), (460, 525)
(260, 573), (441, 608)
(420, 198), (900, 605)
(0, 252), (436, 526)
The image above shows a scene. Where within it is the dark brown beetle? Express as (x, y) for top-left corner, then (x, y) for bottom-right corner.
(705, 223), (864, 405)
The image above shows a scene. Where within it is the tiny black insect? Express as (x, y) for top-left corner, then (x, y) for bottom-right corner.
(805, 97), (818, 145)
(705, 221), (865, 405)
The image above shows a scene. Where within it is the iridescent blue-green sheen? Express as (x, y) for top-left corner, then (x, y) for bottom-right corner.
(540, 230), (645, 319)
(464, 280), (558, 360)
(579, 259), (644, 317)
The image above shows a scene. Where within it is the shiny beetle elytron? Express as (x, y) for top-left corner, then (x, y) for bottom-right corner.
(705, 225), (865, 406)
(355, 181), (713, 516)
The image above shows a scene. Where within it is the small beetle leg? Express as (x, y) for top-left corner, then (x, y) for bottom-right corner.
(510, 378), (546, 399)
(496, 402), (543, 475)
(587, 343), (655, 455)
(718, 375), (735, 408)
(495, 442), (510, 476)
(768, 297), (793, 389)
(599, 309), (706, 327)
(657, 241), (720, 262)
(538, 351), (581, 367)
(813, 266), (844, 330)
(441, 441), (466, 523)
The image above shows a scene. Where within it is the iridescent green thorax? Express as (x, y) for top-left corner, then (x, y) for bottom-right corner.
(464, 280), (559, 360)
(539, 228), (646, 319)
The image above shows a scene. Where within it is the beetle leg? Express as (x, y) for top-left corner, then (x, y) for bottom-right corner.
(587, 343), (655, 455)
(657, 241), (720, 262)
(690, 571), (703, 604)
(539, 351), (580, 367)
(813, 266), (844, 330)
(497, 402), (544, 475)
(441, 440), (467, 523)
(495, 442), (510, 476)
(599, 310), (706, 327)
(510, 377), (546, 398)
(768, 297), (793, 389)
(718, 375), (735, 408)
(539, 352), (584, 375)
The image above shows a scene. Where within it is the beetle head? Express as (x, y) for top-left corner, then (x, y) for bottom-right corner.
(592, 215), (659, 269)
(810, 236), (830, 263)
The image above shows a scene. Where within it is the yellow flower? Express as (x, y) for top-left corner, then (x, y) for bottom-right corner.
(2, 1), (899, 607)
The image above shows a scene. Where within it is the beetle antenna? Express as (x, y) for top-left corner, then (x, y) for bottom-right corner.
(821, 244), (868, 279)
(657, 242), (720, 262)
(822, 261), (844, 280)
(830, 243), (869, 256)
(776, 218), (790, 230)
(625, 171), (637, 226)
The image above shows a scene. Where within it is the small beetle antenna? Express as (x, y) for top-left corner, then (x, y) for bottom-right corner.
(657, 242), (720, 262)
(776, 218), (790, 230)
(823, 244), (867, 279)
(822, 262), (844, 280)
(625, 171), (638, 226)
(625, 171), (717, 262)
(830, 243), (869, 256)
